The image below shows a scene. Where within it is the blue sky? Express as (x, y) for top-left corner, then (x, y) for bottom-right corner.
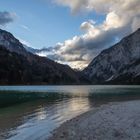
(0, 0), (105, 49)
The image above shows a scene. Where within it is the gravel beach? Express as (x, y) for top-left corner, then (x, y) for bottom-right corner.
(49, 100), (140, 140)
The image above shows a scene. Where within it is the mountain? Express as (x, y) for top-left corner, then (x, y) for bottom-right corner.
(83, 28), (140, 84)
(0, 28), (139, 85)
(23, 45), (40, 54)
(0, 29), (28, 56)
(24, 45), (54, 57)
(0, 29), (87, 85)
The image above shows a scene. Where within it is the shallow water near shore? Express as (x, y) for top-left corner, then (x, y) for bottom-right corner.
(0, 85), (140, 140)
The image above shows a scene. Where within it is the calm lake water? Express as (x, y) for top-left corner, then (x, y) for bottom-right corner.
(0, 85), (140, 140)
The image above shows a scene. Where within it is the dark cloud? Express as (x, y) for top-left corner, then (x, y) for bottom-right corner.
(0, 11), (15, 26)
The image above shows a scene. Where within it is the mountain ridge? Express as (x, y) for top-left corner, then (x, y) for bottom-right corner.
(83, 28), (140, 84)
(0, 29), (87, 85)
(0, 28), (139, 85)
(0, 29), (29, 56)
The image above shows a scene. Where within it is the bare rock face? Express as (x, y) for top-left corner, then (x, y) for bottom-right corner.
(83, 28), (140, 84)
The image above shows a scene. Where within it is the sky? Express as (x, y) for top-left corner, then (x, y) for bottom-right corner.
(0, 0), (140, 69)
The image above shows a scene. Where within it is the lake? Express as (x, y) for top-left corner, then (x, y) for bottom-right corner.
(0, 85), (140, 140)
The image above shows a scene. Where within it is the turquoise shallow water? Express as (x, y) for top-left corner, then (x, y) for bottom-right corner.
(0, 85), (140, 140)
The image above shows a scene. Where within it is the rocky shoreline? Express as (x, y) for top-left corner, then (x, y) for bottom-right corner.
(48, 100), (140, 140)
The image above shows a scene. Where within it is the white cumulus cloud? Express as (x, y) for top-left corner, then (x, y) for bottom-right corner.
(40, 0), (140, 69)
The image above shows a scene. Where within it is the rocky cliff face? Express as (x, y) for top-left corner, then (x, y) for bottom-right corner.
(83, 28), (140, 84)
(0, 29), (87, 85)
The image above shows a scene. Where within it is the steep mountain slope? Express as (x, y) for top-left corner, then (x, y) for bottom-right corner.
(0, 29), (28, 56)
(0, 29), (86, 85)
(83, 28), (140, 84)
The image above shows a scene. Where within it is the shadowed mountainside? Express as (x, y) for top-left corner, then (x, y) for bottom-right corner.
(0, 29), (88, 85)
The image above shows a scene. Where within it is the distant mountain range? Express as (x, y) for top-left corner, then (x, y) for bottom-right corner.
(24, 45), (54, 57)
(0, 28), (139, 85)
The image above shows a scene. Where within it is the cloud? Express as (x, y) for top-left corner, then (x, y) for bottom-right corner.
(54, 0), (89, 14)
(38, 0), (140, 69)
(17, 37), (32, 47)
(0, 11), (16, 26)
(20, 25), (30, 31)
